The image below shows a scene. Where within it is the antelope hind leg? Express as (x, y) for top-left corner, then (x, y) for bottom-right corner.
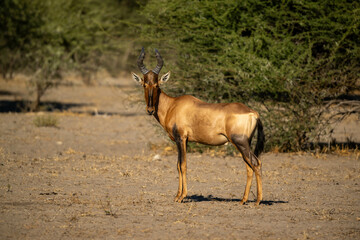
(231, 134), (262, 205)
(240, 164), (253, 205)
(253, 155), (262, 205)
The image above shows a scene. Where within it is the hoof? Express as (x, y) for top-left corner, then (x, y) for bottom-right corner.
(254, 200), (261, 206)
(174, 195), (185, 203)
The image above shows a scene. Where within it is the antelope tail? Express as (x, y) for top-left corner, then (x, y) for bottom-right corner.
(254, 118), (265, 157)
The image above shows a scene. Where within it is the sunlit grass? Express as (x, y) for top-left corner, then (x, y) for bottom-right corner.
(33, 115), (59, 127)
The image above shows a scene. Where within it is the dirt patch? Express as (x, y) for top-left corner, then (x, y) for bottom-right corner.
(0, 76), (359, 239)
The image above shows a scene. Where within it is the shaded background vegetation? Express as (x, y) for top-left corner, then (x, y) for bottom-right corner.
(1, 0), (359, 151)
(0, 0), (143, 110)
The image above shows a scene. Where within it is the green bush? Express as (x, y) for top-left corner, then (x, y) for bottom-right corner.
(34, 115), (59, 128)
(0, 0), (143, 110)
(137, 0), (360, 151)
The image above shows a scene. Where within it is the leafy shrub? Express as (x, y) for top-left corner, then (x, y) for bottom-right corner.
(0, 0), (142, 110)
(137, 0), (360, 151)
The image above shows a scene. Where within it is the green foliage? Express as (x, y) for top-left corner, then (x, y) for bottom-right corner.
(34, 115), (59, 128)
(138, 0), (360, 151)
(0, 0), (142, 110)
(2, 0), (358, 151)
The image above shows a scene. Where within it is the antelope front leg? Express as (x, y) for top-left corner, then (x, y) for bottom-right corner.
(174, 137), (187, 203)
(175, 158), (183, 202)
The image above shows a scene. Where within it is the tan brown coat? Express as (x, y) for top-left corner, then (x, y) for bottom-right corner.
(132, 49), (265, 205)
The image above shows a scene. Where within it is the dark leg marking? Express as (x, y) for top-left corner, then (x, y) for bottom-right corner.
(231, 134), (263, 205)
(231, 134), (259, 167)
(172, 124), (188, 202)
(172, 124), (182, 160)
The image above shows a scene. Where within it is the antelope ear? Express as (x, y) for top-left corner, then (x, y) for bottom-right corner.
(131, 72), (143, 85)
(159, 71), (170, 84)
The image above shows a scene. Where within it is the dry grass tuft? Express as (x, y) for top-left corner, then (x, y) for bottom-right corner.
(268, 144), (359, 160)
(65, 148), (77, 154)
(33, 114), (59, 127)
(319, 145), (360, 159)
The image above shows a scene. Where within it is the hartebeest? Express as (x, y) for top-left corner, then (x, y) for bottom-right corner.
(132, 48), (265, 205)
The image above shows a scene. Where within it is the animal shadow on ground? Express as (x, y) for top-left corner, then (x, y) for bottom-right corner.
(185, 194), (288, 206)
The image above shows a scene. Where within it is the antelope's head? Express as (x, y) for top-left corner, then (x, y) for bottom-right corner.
(132, 48), (170, 115)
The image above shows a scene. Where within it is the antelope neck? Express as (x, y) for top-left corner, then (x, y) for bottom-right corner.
(154, 89), (174, 127)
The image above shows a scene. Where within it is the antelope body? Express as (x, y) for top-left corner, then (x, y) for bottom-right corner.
(132, 48), (265, 205)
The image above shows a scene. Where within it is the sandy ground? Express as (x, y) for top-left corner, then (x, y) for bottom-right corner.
(0, 75), (359, 239)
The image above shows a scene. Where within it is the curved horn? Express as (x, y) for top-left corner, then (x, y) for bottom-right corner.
(137, 47), (149, 75)
(152, 49), (163, 75)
